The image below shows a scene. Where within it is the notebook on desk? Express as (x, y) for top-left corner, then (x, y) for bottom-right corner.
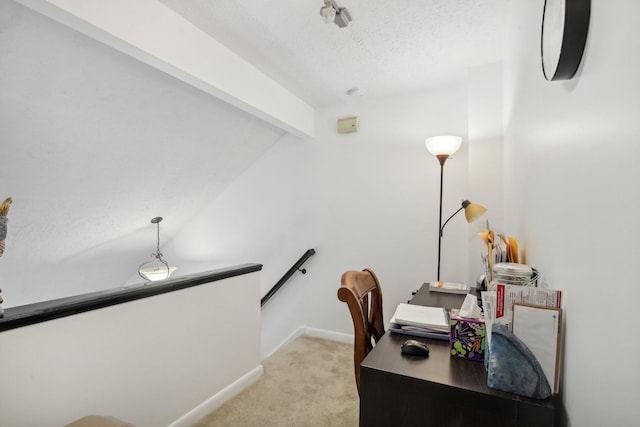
(389, 303), (450, 341)
(388, 323), (450, 340)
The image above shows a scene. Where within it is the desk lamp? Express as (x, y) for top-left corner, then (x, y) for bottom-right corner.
(425, 136), (486, 281)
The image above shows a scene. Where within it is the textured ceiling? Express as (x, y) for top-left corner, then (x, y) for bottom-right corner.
(159, 0), (512, 107)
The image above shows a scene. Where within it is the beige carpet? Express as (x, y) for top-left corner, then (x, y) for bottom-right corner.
(191, 336), (359, 427)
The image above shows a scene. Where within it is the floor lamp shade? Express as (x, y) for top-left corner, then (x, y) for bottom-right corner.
(436, 200), (486, 280)
(462, 200), (487, 223)
(425, 136), (462, 157)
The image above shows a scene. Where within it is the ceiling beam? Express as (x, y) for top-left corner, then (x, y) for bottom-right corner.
(16, 0), (315, 139)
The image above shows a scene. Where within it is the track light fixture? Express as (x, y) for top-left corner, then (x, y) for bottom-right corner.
(320, 0), (352, 28)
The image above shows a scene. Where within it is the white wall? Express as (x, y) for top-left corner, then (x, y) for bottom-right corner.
(0, 271), (262, 427)
(171, 84), (475, 357)
(504, 1), (640, 425)
(468, 62), (504, 283)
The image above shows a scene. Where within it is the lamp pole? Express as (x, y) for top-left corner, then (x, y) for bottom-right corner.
(436, 154), (448, 281)
(425, 135), (464, 282)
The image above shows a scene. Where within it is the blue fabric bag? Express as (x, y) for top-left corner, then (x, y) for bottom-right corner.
(486, 324), (552, 399)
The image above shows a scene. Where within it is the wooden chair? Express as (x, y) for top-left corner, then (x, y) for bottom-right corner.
(337, 268), (384, 395)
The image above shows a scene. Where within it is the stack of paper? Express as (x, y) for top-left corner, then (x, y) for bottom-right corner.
(493, 284), (562, 331)
(390, 303), (449, 334)
(512, 304), (562, 394)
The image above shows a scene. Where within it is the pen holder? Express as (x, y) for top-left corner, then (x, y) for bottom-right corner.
(449, 309), (486, 361)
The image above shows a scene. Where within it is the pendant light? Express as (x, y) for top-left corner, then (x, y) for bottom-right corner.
(138, 217), (176, 282)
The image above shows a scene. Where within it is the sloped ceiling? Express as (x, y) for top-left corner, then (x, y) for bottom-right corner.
(0, 2), (284, 304)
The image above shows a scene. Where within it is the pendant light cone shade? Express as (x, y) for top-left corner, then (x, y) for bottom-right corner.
(425, 136), (462, 157)
(138, 217), (176, 282)
(139, 265), (177, 282)
(462, 200), (487, 223)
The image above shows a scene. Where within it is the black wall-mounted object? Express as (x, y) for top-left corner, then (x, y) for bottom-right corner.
(0, 263), (262, 333)
(261, 248), (316, 307)
(541, 0), (591, 81)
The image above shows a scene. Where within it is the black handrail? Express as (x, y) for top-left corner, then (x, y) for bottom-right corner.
(1, 264), (262, 332)
(261, 248), (316, 307)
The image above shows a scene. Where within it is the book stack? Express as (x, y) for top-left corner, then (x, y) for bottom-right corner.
(389, 303), (450, 340)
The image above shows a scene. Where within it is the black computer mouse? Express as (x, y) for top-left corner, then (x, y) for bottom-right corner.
(401, 339), (430, 356)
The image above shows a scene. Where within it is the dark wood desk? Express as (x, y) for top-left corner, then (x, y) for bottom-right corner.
(359, 284), (555, 427)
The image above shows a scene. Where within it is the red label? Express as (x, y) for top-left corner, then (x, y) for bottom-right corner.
(496, 284), (505, 318)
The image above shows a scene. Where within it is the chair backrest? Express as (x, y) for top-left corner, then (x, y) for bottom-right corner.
(337, 268), (384, 394)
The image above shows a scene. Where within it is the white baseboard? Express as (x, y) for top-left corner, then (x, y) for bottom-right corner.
(264, 326), (354, 360)
(168, 364), (264, 427)
(262, 326), (306, 359)
(303, 326), (354, 344)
